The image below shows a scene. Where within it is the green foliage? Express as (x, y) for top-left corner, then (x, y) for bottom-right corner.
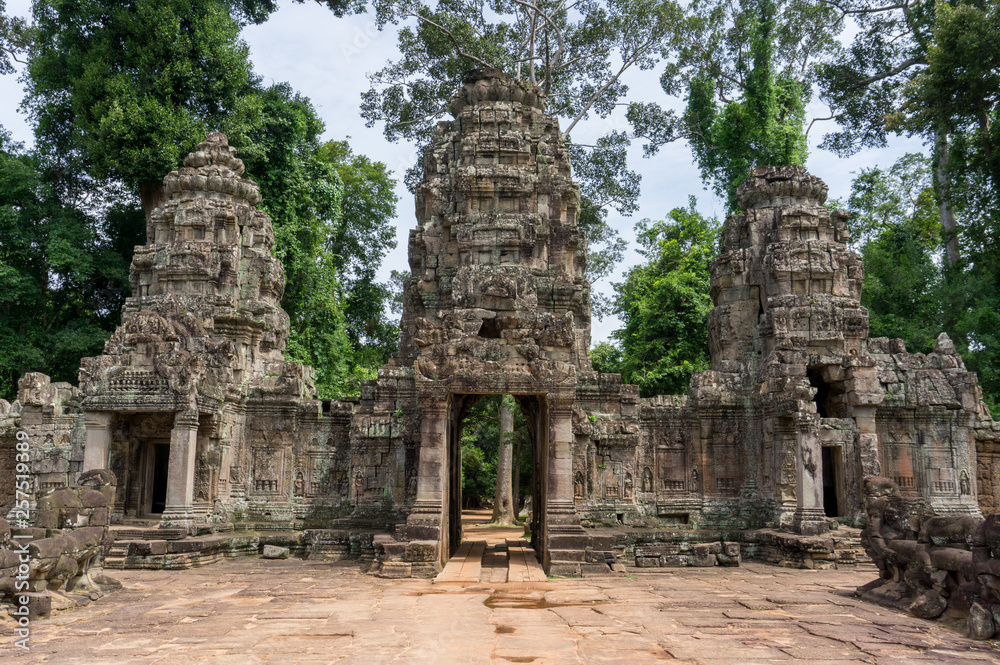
(225, 84), (355, 398)
(628, 0), (833, 209)
(459, 395), (532, 507)
(0, 0), (28, 75)
(25, 0), (258, 212)
(612, 197), (718, 396)
(17, 0), (399, 400)
(460, 442), (494, 506)
(893, 1), (1000, 225)
(589, 341), (623, 375)
(847, 155), (943, 354)
(897, 1), (1000, 415)
(0, 134), (139, 400)
(320, 140), (400, 373)
(845, 152), (999, 416)
(312, 0), (681, 282)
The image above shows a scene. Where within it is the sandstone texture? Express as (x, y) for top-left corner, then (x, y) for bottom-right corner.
(5, 557), (1000, 664)
(0, 470), (120, 622)
(858, 476), (1000, 639)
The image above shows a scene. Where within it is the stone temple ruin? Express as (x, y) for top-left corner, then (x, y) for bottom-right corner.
(2, 69), (999, 579)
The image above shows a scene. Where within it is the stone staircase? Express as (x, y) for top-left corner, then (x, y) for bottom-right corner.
(105, 523), (189, 568)
(829, 526), (872, 566)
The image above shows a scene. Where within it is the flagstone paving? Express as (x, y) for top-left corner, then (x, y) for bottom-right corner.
(4, 559), (999, 664)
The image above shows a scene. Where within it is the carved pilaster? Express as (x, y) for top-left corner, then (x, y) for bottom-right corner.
(161, 410), (199, 531)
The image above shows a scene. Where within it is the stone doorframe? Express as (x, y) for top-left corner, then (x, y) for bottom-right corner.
(82, 408), (201, 531)
(404, 391), (581, 573)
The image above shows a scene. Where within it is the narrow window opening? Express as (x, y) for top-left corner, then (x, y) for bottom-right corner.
(478, 318), (501, 339)
(807, 366), (832, 418)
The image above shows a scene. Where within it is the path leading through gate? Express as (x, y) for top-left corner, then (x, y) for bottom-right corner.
(434, 509), (547, 584)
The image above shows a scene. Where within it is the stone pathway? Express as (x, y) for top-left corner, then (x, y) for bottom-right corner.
(435, 539), (547, 584)
(4, 558), (999, 664)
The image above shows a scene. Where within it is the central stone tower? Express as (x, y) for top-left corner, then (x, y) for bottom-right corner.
(351, 68), (600, 573)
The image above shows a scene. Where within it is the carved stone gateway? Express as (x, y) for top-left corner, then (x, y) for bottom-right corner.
(2, 69), (998, 578)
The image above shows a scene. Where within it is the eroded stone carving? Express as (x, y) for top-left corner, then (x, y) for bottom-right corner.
(858, 477), (1000, 639)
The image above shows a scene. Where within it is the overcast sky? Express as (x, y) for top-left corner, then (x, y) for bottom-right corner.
(0, 0), (927, 343)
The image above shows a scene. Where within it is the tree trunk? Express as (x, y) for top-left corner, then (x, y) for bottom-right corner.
(139, 181), (168, 224)
(491, 401), (516, 525)
(934, 129), (961, 267)
(512, 434), (522, 520)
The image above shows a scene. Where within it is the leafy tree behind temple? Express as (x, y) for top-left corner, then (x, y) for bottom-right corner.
(305, 0), (683, 286)
(628, 0), (835, 210)
(0, 134), (141, 399)
(0, 0), (27, 75)
(847, 154), (943, 355)
(611, 198), (718, 397)
(24, 0), (267, 219)
(320, 141), (400, 378)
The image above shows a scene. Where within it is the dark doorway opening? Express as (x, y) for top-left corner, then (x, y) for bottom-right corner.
(807, 366), (848, 419)
(150, 443), (170, 514)
(807, 367), (832, 418)
(447, 394), (545, 559)
(821, 445), (841, 517)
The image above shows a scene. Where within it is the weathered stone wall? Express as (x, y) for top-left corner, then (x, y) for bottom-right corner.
(0, 469), (120, 621)
(0, 375), (86, 515)
(568, 166), (989, 534)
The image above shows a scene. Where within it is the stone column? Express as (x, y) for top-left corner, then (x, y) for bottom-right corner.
(547, 400), (576, 516)
(852, 406), (882, 478)
(792, 411), (828, 535)
(544, 399), (587, 575)
(82, 412), (114, 472)
(406, 399), (448, 565)
(161, 410), (199, 530)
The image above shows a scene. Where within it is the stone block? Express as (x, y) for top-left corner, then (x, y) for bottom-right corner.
(262, 545), (290, 559)
(404, 540), (438, 563)
(968, 602), (996, 640)
(692, 542), (722, 556)
(19, 592), (52, 619)
(690, 554), (717, 567)
(377, 562), (412, 578)
(379, 541), (407, 562)
(126, 540), (167, 557)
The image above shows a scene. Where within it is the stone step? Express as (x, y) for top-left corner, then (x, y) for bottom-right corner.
(829, 527), (871, 564)
(506, 538), (546, 583)
(434, 540), (486, 583)
(432, 538), (545, 584)
(109, 526), (188, 541)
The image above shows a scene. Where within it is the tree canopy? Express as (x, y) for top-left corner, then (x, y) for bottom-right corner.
(628, 0), (836, 209)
